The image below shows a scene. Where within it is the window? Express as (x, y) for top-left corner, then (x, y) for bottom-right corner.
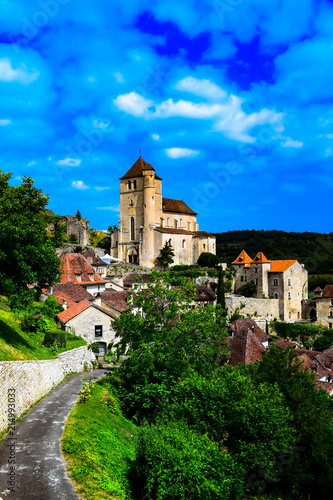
(330, 323), (333, 329)
(174, 220), (178, 228)
(167, 217), (169, 226)
(95, 325), (103, 337)
(133, 180), (137, 189)
(182, 239), (186, 249)
(274, 293), (278, 299)
(128, 180), (132, 190)
(160, 218), (164, 227)
(289, 312), (291, 319)
(255, 268), (258, 273)
(288, 278), (291, 286)
(297, 312), (300, 319)
(240, 276), (244, 282)
(245, 276), (247, 282)
(273, 278), (279, 286)
(188, 222), (191, 231)
(168, 238), (172, 246)
(254, 278), (258, 285)
(330, 311), (333, 318)
(180, 218), (183, 227)
(288, 292), (291, 300)
(130, 217), (135, 240)
(203, 244), (206, 249)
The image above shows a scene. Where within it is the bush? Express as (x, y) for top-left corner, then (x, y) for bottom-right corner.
(135, 421), (242, 500)
(313, 330), (333, 351)
(237, 280), (257, 297)
(68, 233), (78, 243)
(42, 296), (63, 318)
(43, 331), (67, 348)
(273, 321), (323, 340)
(197, 252), (220, 268)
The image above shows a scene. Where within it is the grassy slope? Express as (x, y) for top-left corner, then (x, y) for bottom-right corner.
(0, 308), (86, 361)
(62, 380), (138, 500)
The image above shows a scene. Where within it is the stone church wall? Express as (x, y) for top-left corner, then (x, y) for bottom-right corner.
(0, 346), (95, 435)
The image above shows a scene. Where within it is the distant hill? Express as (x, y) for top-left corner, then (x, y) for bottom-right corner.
(213, 230), (333, 275)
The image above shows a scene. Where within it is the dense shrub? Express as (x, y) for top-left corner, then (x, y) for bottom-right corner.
(42, 296), (63, 318)
(43, 331), (67, 348)
(313, 330), (333, 351)
(237, 280), (257, 297)
(272, 321), (323, 340)
(135, 421), (242, 500)
(197, 252), (220, 267)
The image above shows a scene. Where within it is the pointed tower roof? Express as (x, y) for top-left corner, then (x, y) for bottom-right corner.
(252, 252), (270, 264)
(120, 156), (162, 180)
(314, 286), (323, 292)
(232, 250), (252, 265)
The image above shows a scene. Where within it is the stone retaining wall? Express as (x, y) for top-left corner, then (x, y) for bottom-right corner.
(226, 295), (280, 321)
(0, 346), (95, 435)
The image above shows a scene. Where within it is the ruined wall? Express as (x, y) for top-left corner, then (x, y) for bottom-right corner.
(225, 295), (280, 321)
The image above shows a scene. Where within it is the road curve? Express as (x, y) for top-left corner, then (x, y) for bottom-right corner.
(0, 369), (110, 500)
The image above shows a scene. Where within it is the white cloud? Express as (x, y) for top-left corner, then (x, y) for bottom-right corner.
(0, 119), (11, 126)
(282, 138), (303, 148)
(57, 158), (82, 167)
(114, 90), (284, 143)
(165, 148), (200, 159)
(174, 77), (227, 100)
(114, 92), (153, 117)
(72, 180), (89, 190)
(152, 133), (160, 140)
(95, 186), (110, 191)
(0, 57), (39, 84)
(96, 205), (120, 212)
(93, 119), (110, 129)
(27, 160), (37, 167)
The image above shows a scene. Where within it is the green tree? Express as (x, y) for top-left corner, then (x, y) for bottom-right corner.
(216, 265), (227, 316)
(108, 224), (118, 235)
(111, 272), (228, 422)
(197, 252), (220, 267)
(156, 241), (175, 270)
(237, 280), (257, 297)
(75, 209), (81, 220)
(252, 346), (333, 497)
(0, 171), (61, 307)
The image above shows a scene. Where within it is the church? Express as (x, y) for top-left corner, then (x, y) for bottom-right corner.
(110, 157), (216, 268)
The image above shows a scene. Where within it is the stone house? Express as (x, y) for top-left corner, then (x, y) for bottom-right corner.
(225, 319), (271, 366)
(82, 251), (108, 278)
(43, 282), (94, 308)
(232, 251), (308, 321)
(110, 156), (216, 268)
(302, 285), (333, 327)
(59, 253), (107, 295)
(56, 300), (117, 356)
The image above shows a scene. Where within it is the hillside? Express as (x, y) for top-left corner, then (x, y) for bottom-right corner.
(213, 230), (333, 275)
(0, 301), (86, 361)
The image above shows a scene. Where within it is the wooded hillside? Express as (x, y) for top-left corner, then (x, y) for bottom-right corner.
(213, 230), (333, 275)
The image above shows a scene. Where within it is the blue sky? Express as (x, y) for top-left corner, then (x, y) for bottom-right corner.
(0, 0), (332, 233)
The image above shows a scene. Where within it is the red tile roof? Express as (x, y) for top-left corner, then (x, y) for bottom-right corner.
(229, 319), (270, 342)
(232, 250), (252, 265)
(162, 198), (197, 215)
(120, 156), (162, 180)
(196, 284), (216, 302)
(100, 289), (131, 313)
(60, 253), (107, 285)
(123, 273), (151, 287)
(252, 252), (270, 264)
(82, 251), (107, 267)
(193, 231), (214, 238)
(228, 327), (266, 366)
(320, 285), (333, 298)
(269, 260), (297, 272)
(273, 339), (297, 349)
(314, 286), (323, 292)
(53, 283), (94, 303)
(57, 299), (116, 324)
(57, 300), (91, 323)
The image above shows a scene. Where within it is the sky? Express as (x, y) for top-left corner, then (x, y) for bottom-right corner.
(0, 0), (333, 233)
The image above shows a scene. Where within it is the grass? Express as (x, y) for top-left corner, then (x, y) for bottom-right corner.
(0, 305), (86, 361)
(62, 378), (138, 500)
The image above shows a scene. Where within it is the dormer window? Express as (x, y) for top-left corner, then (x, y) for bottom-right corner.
(75, 274), (82, 282)
(88, 273), (94, 281)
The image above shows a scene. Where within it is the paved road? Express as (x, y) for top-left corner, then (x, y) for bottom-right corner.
(0, 369), (110, 500)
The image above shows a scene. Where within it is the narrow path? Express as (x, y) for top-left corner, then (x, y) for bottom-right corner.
(0, 369), (110, 500)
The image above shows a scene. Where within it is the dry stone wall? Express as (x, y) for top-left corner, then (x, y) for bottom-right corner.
(0, 346), (95, 435)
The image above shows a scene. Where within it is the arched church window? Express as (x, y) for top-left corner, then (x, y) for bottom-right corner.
(128, 180), (132, 190)
(182, 239), (186, 248)
(180, 218), (183, 227)
(130, 217), (135, 240)
(133, 180), (137, 189)
(169, 238), (172, 246)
